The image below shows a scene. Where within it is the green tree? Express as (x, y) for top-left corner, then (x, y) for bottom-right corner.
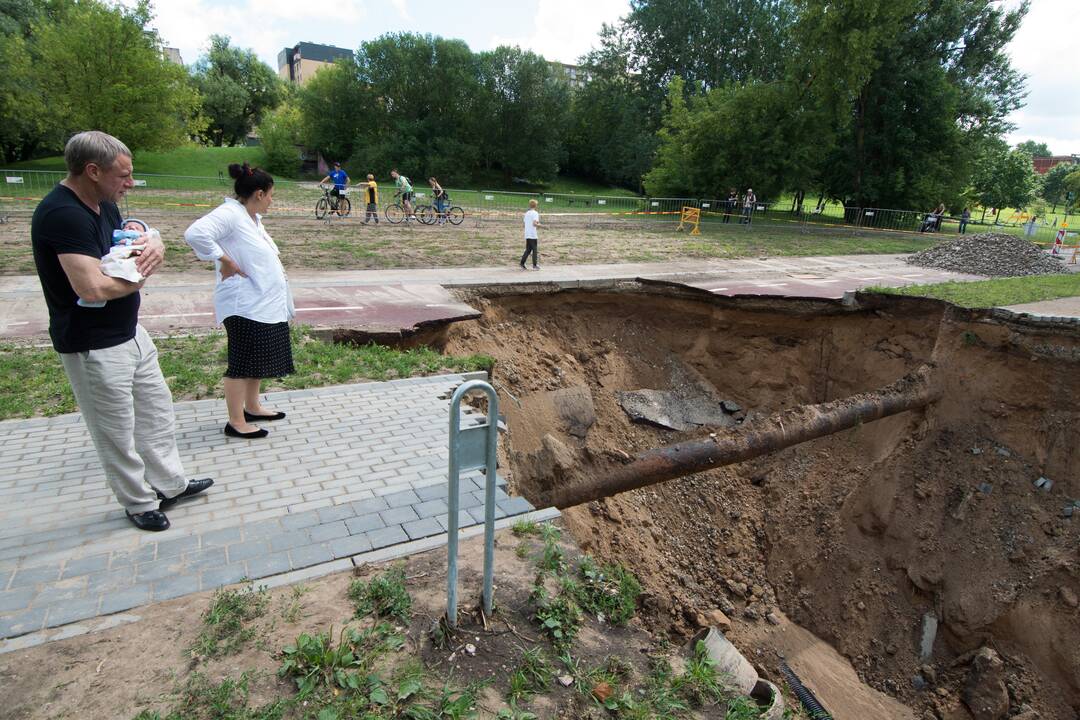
(566, 23), (656, 191)
(970, 138), (1037, 215)
(296, 57), (372, 167)
(192, 35), (285, 147)
(1041, 161), (1076, 212)
(476, 46), (570, 183)
(258, 101), (304, 177)
(33, 0), (202, 150)
(1015, 140), (1050, 157)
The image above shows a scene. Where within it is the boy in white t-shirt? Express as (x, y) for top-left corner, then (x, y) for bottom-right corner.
(520, 199), (541, 270)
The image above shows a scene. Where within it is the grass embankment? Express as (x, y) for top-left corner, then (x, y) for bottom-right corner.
(0, 326), (493, 420)
(869, 273), (1080, 308)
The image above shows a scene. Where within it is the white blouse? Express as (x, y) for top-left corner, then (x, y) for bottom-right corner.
(183, 198), (295, 325)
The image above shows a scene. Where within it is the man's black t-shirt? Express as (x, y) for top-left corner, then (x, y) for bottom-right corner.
(31, 184), (140, 353)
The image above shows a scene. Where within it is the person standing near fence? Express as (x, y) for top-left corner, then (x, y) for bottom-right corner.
(724, 188), (737, 223)
(959, 207), (970, 234)
(183, 162), (296, 440)
(31, 130), (213, 532)
(741, 188), (756, 225)
(363, 174), (379, 224)
(520, 199), (541, 270)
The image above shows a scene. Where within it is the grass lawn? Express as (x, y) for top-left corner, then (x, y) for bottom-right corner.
(869, 273), (1080, 308)
(6, 145), (267, 177)
(0, 326), (493, 420)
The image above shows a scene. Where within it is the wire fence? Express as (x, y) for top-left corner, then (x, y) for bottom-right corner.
(1, 169), (1074, 247)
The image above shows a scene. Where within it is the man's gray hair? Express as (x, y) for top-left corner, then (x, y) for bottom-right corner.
(64, 131), (132, 176)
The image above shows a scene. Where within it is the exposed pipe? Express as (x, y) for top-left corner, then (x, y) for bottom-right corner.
(538, 365), (939, 509)
(779, 662), (833, 719)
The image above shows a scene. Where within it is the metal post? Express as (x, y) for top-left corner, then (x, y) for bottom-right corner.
(445, 379), (500, 628)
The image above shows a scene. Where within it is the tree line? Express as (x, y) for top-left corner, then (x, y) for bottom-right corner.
(2, 0), (1076, 214)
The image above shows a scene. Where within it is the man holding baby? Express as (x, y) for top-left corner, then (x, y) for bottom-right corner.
(30, 130), (213, 532)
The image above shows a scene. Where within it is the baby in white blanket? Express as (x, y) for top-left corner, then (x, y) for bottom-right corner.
(77, 218), (159, 308)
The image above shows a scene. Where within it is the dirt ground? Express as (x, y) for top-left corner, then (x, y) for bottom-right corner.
(1, 528), (747, 720)
(0, 208), (912, 276)
(436, 285), (1080, 720)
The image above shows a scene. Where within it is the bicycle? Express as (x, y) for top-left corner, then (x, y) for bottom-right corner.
(315, 185), (351, 219)
(384, 191), (419, 224)
(415, 195), (466, 225)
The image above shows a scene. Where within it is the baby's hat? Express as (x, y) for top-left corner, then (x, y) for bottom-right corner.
(122, 218), (148, 232)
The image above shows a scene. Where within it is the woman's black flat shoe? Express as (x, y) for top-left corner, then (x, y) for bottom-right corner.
(244, 410), (286, 422)
(224, 423), (269, 439)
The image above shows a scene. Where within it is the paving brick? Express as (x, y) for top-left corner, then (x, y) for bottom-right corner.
(44, 595), (101, 627)
(246, 552), (292, 579)
(0, 570), (9, 591)
(241, 518), (284, 539)
(108, 544), (157, 567)
(200, 526), (243, 548)
(345, 513), (385, 534)
(182, 548), (229, 571)
(9, 564), (61, 588)
(380, 506), (419, 526)
(289, 543), (334, 569)
(226, 540), (270, 564)
(32, 577), (88, 606)
(329, 534), (373, 559)
(99, 585), (152, 614)
(402, 517), (443, 540)
(308, 522), (349, 543)
(61, 554), (110, 579)
(281, 510), (322, 530)
(0, 606), (47, 638)
(348, 496), (389, 515)
(152, 575), (201, 602)
(366, 525), (409, 549)
(316, 504), (356, 524)
(269, 530), (311, 553)
(135, 559), (185, 583)
(201, 563), (249, 589)
(383, 490), (421, 508)
(413, 499), (448, 519)
(414, 485), (448, 501)
(497, 496), (535, 515)
(0, 587), (35, 613)
(156, 535), (200, 559)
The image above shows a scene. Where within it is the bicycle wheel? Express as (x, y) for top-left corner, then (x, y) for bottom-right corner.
(447, 206), (465, 225)
(337, 197), (351, 217)
(418, 205), (437, 225)
(315, 197), (329, 220)
(385, 203), (405, 224)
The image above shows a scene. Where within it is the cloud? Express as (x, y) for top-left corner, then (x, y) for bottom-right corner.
(1004, 0), (1080, 154)
(390, 0), (412, 22)
(490, 0), (630, 63)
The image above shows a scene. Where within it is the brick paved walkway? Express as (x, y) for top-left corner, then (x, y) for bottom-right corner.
(0, 372), (546, 641)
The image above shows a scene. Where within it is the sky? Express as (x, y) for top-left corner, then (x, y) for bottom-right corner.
(138, 0), (1078, 155)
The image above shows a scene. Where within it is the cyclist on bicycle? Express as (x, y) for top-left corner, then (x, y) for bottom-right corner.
(319, 162), (350, 214)
(428, 177), (448, 225)
(390, 169), (415, 221)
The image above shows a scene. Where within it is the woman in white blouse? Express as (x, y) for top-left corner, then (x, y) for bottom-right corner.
(184, 163), (295, 439)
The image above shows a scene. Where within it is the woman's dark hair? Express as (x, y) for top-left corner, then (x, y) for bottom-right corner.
(227, 162), (273, 200)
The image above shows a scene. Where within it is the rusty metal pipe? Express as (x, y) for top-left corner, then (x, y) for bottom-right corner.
(540, 365), (939, 509)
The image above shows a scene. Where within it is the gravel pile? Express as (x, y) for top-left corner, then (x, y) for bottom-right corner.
(906, 233), (1067, 277)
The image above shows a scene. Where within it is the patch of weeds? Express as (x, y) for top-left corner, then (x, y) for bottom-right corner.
(277, 622), (404, 698)
(133, 671), (289, 720)
(575, 555), (642, 625)
(347, 563), (412, 621)
(304, 661), (482, 719)
(672, 640), (727, 708)
(530, 582), (582, 651)
(514, 541), (531, 559)
(511, 518), (540, 537)
(725, 694), (767, 719)
(496, 706), (538, 720)
(538, 540), (565, 573)
(279, 584), (309, 623)
(506, 646), (553, 704)
(191, 585), (268, 659)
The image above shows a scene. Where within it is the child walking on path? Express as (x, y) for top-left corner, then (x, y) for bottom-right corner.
(520, 199), (541, 270)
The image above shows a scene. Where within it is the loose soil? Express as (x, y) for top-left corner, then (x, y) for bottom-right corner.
(0, 210), (933, 275)
(433, 284), (1080, 720)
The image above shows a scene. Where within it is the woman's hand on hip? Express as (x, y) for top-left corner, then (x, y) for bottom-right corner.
(219, 254), (247, 280)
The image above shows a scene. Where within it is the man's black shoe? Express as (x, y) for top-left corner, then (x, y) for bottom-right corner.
(126, 509), (170, 531)
(158, 477), (214, 509)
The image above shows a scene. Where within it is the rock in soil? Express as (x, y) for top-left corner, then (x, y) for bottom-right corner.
(962, 647), (1010, 720)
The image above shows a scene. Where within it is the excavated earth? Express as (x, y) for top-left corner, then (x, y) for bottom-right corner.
(429, 281), (1080, 720)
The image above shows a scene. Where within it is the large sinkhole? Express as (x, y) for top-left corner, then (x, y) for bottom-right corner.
(407, 281), (1079, 718)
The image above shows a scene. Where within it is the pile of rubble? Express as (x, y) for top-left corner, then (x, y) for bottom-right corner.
(906, 233), (1067, 277)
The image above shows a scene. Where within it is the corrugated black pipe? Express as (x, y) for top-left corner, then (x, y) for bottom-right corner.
(779, 662), (833, 719)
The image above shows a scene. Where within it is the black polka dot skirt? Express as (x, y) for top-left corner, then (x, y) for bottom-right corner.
(222, 316), (295, 379)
